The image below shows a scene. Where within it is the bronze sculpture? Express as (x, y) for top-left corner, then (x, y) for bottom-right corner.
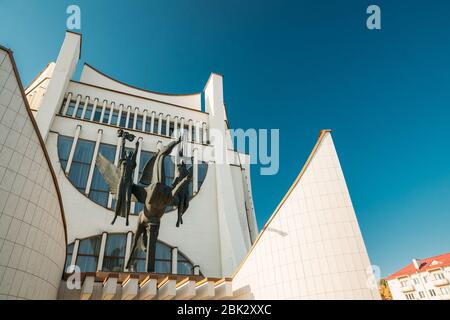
(96, 129), (138, 226)
(126, 137), (192, 272)
(95, 131), (193, 272)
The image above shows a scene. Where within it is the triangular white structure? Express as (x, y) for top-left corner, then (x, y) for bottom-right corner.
(232, 130), (381, 299)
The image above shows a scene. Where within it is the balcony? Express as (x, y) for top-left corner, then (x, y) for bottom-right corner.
(400, 285), (415, 293)
(432, 278), (449, 287)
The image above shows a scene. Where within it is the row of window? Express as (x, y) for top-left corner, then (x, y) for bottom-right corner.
(58, 135), (208, 214)
(400, 271), (447, 288)
(60, 97), (208, 144)
(405, 287), (450, 300)
(64, 233), (194, 275)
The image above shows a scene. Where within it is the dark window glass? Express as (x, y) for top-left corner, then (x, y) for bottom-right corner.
(111, 110), (119, 126)
(75, 102), (83, 119)
(198, 161), (208, 190)
(102, 107), (110, 124)
(66, 100), (76, 117)
(102, 234), (127, 272)
(128, 241), (172, 273)
(153, 119), (159, 134)
(76, 236), (102, 272)
(57, 135), (74, 171)
(164, 156), (175, 186)
(119, 112), (127, 127)
(93, 105), (102, 122)
(136, 115), (143, 130)
(128, 113), (135, 129)
(145, 116), (152, 133)
(68, 139), (95, 192)
(84, 104), (93, 120)
(64, 243), (74, 272)
(89, 143), (116, 207)
(160, 120), (167, 136)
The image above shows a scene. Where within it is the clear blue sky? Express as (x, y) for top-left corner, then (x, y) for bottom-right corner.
(1, 0), (450, 277)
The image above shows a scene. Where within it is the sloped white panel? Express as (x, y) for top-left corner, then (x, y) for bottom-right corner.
(0, 48), (66, 300)
(233, 131), (380, 300)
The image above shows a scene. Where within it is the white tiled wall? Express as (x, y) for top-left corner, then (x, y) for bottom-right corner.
(0, 49), (66, 300)
(233, 132), (380, 300)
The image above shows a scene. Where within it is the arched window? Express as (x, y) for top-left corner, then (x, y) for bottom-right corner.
(64, 243), (74, 272)
(177, 252), (194, 275)
(102, 234), (127, 272)
(128, 241), (172, 274)
(57, 136), (74, 171)
(68, 139), (95, 193)
(89, 143), (116, 207)
(76, 235), (102, 272)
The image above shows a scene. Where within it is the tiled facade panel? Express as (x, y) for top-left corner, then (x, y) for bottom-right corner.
(0, 50), (66, 300)
(233, 132), (380, 300)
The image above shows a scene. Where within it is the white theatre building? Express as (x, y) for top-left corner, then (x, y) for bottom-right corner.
(0, 31), (380, 300)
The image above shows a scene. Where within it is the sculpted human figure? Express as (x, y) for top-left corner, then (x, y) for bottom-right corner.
(96, 130), (137, 226)
(95, 134), (193, 272)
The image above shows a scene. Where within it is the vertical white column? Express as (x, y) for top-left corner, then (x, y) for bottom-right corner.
(85, 129), (103, 195)
(173, 116), (179, 138)
(107, 136), (123, 208)
(61, 92), (72, 115)
(69, 239), (80, 269)
(133, 107), (139, 130)
(193, 148), (199, 194)
(80, 96), (90, 119)
(180, 117), (185, 139)
(71, 94), (82, 118)
(117, 104), (124, 126)
(99, 100), (107, 123)
(90, 98), (99, 121)
(171, 247), (178, 275)
(124, 232), (133, 272)
(125, 106), (131, 128)
(195, 121), (201, 144)
(188, 120), (193, 142)
(65, 125), (82, 174)
(142, 110), (148, 132)
(157, 113), (163, 135)
(202, 122), (207, 144)
(165, 114), (170, 136)
(108, 102), (115, 125)
(150, 111), (155, 133)
(97, 232), (108, 271)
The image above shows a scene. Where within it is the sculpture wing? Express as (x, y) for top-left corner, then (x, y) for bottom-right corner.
(95, 153), (120, 195)
(132, 184), (147, 204)
(139, 155), (156, 186)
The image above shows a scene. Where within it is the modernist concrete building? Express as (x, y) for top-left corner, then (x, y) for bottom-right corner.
(0, 46), (67, 300)
(386, 253), (450, 300)
(0, 31), (380, 300)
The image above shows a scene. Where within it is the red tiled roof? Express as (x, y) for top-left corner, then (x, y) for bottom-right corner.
(385, 252), (450, 280)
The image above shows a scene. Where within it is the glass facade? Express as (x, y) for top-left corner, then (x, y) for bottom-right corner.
(102, 234), (127, 272)
(128, 241), (173, 274)
(64, 243), (74, 272)
(58, 133), (208, 213)
(76, 235), (102, 272)
(68, 139), (95, 193)
(67, 234), (194, 275)
(89, 143), (116, 207)
(84, 103), (93, 120)
(57, 135), (74, 171)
